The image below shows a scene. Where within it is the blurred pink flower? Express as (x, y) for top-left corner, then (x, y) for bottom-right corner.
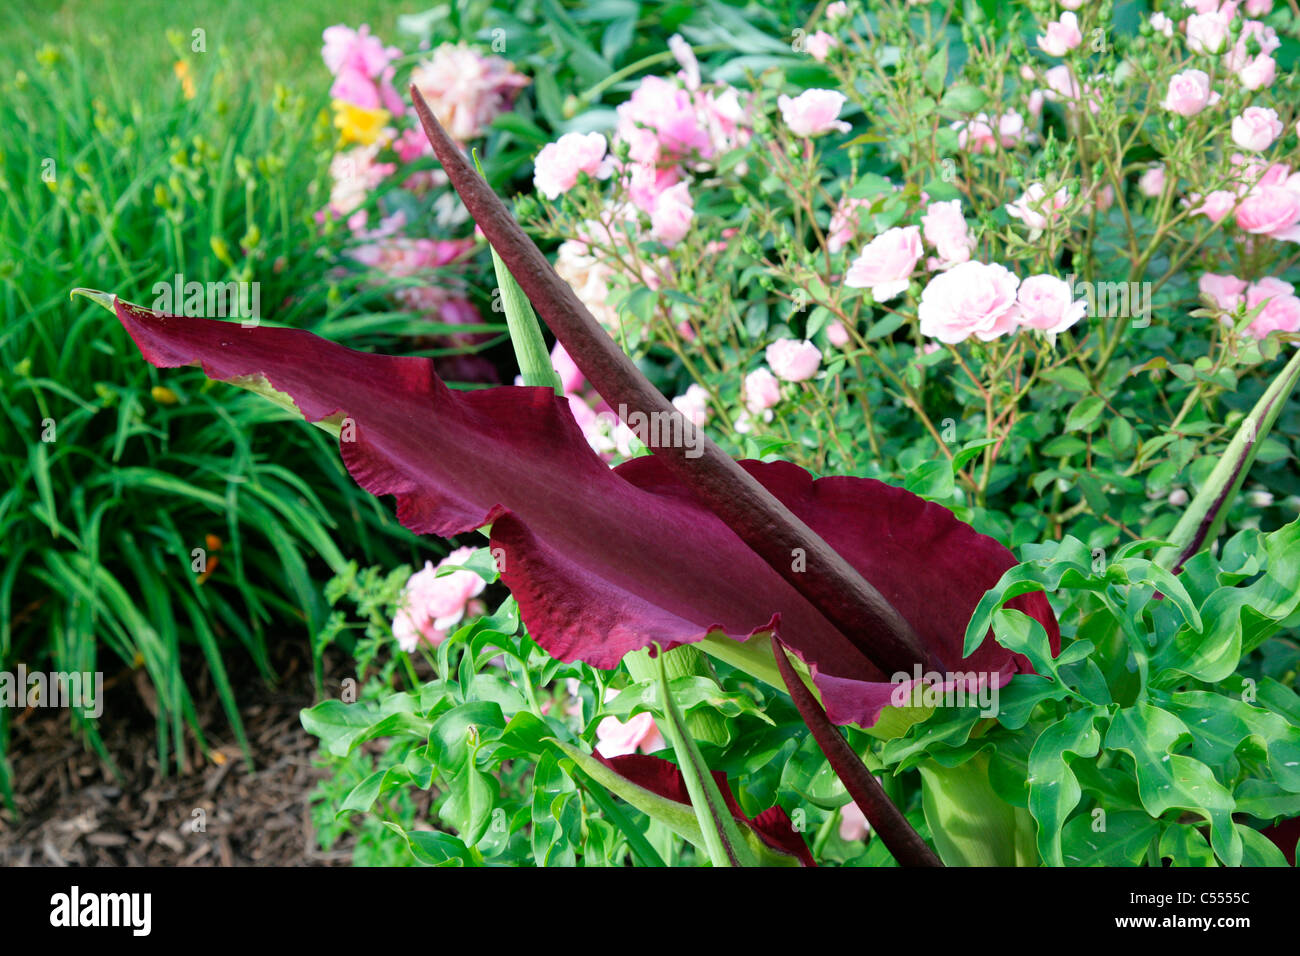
(672, 384), (711, 426)
(1199, 273), (1249, 311)
(1038, 12), (1083, 57)
(1005, 183), (1070, 231)
(650, 181), (694, 246)
(839, 800), (871, 842)
(844, 225), (922, 301)
(918, 261), (1021, 344)
(827, 195), (874, 253)
(533, 132), (612, 199)
(777, 89), (850, 137)
(1139, 164), (1166, 197)
(1188, 189), (1237, 222)
(409, 43), (529, 141)
(392, 546), (487, 652)
(826, 320), (851, 348)
(595, 701), (665, 758)
(1185, 11), (1233, 55)
(765, 339), (823, 382)
(806, 31), (838, 61)
(921, 200), (975, 271)
(1235, 54), (1277, 91)
(744, 367), (782, 414)
(616, 75), (713, 167)
(1244, 277), (1300, 338)
(1235, 184), (1300, 239)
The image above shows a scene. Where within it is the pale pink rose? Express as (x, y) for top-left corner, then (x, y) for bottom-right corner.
(1188, 189), (1237, 222)
(806, 31), (838, 61)
(1245, 0), (1274, 14)
(827, 195), (873, 253)
(778, 89), (851, 137)
(1061, 0), (1084, 7)
(918, 261), (1022, 344)
(671, 383), (711, 426)
(1183, 0), (1223, 13)
(744, 367), (782, 414)
(551, 342), (585, 393)
(1198, 273), (1249, 310)
(409, 43), (530, 141)
(1038, 12), (1083, 57)
(921, 200), (975, 270)
(1090, 183), (1115, 212)
(1185, 11), (1232, 55)
(1005, 183), (1070, 231)
(1139, 164), (1166, 197)
(953, 111), (1026, 152)
(1235, 184), (1300, 238)
(392, 547), (487, 652)
(825, 1), (850, 19)
(1244, 277), (1300, 337)
(1236, 54), (1277, 91)
(1228, 21), (1281, 70)
(649, 181), (694, 246)
(596, 694), (665, 758)
(839, 801), (871, 842)
(1016, 274), (1087, 334)
(826, 320), (851, 347)
(844, 225), (922, 301)
(616, 75), (712, 167)
(533, 132), (612, 199)
(765, 339), (823, 381)
(1231, 107), (1283, 152)
(1150, 12), (1175, 37)
(1161, 69), (1217, 116)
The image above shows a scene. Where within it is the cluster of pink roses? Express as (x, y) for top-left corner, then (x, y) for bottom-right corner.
(532, 35), (752, 249)
(392, 547), (487, 653)
(1188, 156), (1300, 244)
(1199, 273), (1300, 338)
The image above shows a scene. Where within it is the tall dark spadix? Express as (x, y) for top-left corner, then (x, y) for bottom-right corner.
(409, 86), (937, 677)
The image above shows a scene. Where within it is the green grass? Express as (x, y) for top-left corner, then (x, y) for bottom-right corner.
(0, 20), (452, 807)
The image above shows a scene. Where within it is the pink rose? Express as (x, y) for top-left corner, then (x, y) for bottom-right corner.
(744, 367), (782, 413)
(616, 75), (712, 167)
(765, 339), (823, 381)
(826, 320), (851, 347)
(1231, 107), (1283, 152)
(844, 225), (922, 301)
(1038, 12), (1083, 57)
(1244, 277), (1300, 338)
(551, 342), (585, 394)
(805, 31), (838, 61)
(827, 195), (874, 253)
(921, 200), (976, 270)
(409, 43), (530, 141)
(533, 132), (612, 199)
(1005, 183), (1070, 231)
(1245, 0), (1274, 14)
(392, 546), (487, 652)
(1235, 55), (1276, 92)
(825, 1), (850, 19)
(671, 383), (711, 426)
(649, 181), (694, 246)
(918, 261), (1021, 344)
(1185, 11), (1232, 55)
(1188, 190), (1237, 222)
(1161, 69), (1217, 116)
(1016, 274), (1087, 335)
(1150, 12), (1175, 37)
(1235, 184), (1300, 239)
(777, 89), (851, 137)
(1139, 164), (1166, 197)
(1198, 273), (1249, 311)
(596, 693), (665, 758)
(839, 800), (871, 842)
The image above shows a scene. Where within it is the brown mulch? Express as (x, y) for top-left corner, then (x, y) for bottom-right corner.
(0, 641), (355, 867)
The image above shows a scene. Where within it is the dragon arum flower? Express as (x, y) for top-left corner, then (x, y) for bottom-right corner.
(87, 288), (1056, 730)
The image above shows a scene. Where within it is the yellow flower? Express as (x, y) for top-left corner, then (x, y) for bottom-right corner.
(174, 59), (195, 100)
(332, 99), (390, 147)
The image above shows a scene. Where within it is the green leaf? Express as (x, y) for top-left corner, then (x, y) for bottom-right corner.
(1105, 703), (1241, 866)
(1060, 810), (1161, 866)
(1027, 708), (1103, 866)
(1065, 395), (1105, 432)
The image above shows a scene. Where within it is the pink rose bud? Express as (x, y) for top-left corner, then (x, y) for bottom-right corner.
(1186, 11), (1232, 56)
(777, 89), (851, 137)
(1231, 107), (1283, 152)
(1161, 69), (1217, 117)
(765, 338), (823, 382)
(1236, 55), (1277, 92)
(826, 320), (851, 348)
(1150, 12), (1175, 37)
(843, 225), (923, 301)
